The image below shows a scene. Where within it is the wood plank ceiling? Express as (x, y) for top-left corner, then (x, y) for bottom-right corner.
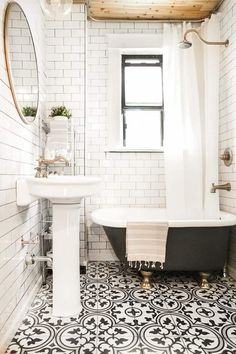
(74, 0), (223, 21)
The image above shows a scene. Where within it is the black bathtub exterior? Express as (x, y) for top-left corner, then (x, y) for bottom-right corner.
(103, 226), (230, 271)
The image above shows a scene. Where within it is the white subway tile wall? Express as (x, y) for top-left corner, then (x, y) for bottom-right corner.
(46, 5), (166, 261)
(219, 0), (236, 279)
(0, 0), (46, 349)
(45, 5), (86, 262)
(85, 19), (165, 261)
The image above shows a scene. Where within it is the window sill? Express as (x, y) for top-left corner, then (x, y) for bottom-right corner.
(104, 146), (164, 153)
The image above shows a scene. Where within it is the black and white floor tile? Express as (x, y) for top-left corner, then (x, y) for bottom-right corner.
(6, 262), (236, 354)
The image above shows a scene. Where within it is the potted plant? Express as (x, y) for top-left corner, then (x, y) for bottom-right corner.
(48, 105), (71, 135)
(22, 106), (37, 122)
(49, 106), (72, 120)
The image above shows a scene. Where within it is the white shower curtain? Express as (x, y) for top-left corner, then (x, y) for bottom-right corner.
(163, 15), (220, 220)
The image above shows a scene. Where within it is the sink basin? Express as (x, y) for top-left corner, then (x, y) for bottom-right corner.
(17, 175), (101, 317)
(17, 175), (101, 205)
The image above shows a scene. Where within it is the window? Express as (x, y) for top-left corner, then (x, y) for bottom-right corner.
(121, 55), (164, 149)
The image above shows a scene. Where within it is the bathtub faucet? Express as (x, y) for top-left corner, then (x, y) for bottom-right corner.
(210, 182), (231, 193)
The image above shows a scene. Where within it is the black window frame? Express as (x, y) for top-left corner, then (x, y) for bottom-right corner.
(121, 54), (164, 148)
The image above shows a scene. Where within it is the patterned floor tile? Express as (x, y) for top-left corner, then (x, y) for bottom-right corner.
(181, 335), (235, 354)
(170, 300), (233, 330)
(55, 319), (97, 353)
(96, 313), (139, 353)
(5, 262), (236, 354)
(117, 347), (189, 354)
(139, 322), (187, 353)
(104, 273), (142, 290)
(191, 282), (230, 304)
(221, 319), (236, 348)
(25, 349), (76, 354)
(152, 271), (197, 287)
(171, 313), (236, 354)
(97, 339), (189, 354)
(7, 325), (56, 353)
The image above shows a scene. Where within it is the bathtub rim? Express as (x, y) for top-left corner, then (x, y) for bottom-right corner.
(91, 207), (236, 228)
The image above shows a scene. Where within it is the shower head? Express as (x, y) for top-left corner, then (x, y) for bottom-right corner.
(178, 39), (192, 49)
(179, 29), (229, 49)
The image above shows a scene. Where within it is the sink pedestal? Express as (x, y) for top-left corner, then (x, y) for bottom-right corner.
(52, 203), (82, 317)
(16, 175), (101, 317)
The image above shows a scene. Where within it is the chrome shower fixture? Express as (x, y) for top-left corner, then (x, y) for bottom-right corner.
(179, 29), (229, 49)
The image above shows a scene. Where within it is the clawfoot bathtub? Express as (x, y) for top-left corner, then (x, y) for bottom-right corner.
(91, 208), (236, 288)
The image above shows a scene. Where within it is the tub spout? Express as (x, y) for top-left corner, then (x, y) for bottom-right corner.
(210, 182), (231, 193)
(25, 254), (53, 267)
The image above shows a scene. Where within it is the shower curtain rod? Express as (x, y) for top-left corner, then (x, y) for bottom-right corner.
(84, 0), (225, 23)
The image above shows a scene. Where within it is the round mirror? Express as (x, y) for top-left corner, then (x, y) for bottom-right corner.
(4, 2), (39, 124)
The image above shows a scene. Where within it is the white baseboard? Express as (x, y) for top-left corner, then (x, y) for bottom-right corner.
(0, 275), (42, 354)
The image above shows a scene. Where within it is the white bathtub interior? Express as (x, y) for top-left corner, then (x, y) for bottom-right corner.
(91, 208), (236, 228)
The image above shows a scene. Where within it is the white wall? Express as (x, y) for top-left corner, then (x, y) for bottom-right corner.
(86, 21), (165, 260)
(45, 5), (87, 262)
(219, 0), (236, 279)
(45, 6), (166, 261)
(0, 0), (46, 350)
(45, 3), (236, 265)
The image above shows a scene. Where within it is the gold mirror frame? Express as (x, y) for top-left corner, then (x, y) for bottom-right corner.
(3, 2), (39, 124)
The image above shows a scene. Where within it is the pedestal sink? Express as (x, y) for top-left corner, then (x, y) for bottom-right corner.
(17, 176), (101, 317)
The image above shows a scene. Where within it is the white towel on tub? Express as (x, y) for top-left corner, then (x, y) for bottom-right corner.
(126, 222), (169, 268)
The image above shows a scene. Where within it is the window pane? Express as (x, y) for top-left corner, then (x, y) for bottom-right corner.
(125, 66), (162, 106)
(125, 110), (162, 148)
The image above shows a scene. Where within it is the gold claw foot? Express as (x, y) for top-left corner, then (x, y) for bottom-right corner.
(140, 270), (152, 289)
(199, 272), (211, 289)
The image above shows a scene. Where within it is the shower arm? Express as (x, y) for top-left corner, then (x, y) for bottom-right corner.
(184, 29), (229, 47)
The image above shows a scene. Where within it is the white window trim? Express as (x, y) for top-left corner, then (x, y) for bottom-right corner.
(106, 34), (164, 153)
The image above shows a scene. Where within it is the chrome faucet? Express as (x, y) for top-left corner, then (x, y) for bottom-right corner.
(210, 182), (231, 193)
(35, 155), (70, 178)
